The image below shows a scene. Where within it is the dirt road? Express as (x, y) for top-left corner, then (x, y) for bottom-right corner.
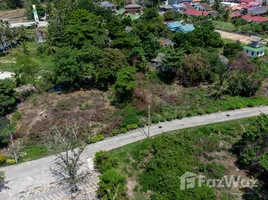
(216, 30), (250, 44)
(216, 29), (268, 45)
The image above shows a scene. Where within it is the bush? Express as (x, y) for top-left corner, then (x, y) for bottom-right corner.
(0, 153), (7, 165)
(120, 106), (139, 128)
(126, 124), (138, 130)
(205, 161), (225, 179)
(152, 116), (160, 124)
(120, 128), (127, 133)
(79, 103), (89, 110)
(159, 117), (165, 122)
(94, 151), (118, 173)
(98, 169), (127, 199)
(6, 159), (16, 165)
(177, 113), (183, 119)
(86, 134), (104, 144)
(111, 129), (120, 136)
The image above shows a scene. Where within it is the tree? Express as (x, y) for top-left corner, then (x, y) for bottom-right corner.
(0, 79), (16, 116)
(14, 55), (39, 86)
(43, 123), (92, 198)
(163, 10), (177, 21)
(208, 75), (229, 99)
(223, 42), (243, 61)
(212, 0), (220, 11)
(114, 67), (137, 102)
(222, 9), (231, 22)
(227, 70), (262, 97)
(96, 48), (127, 85)
(142, 34), (161, 60)
(4, 0), (23, 9)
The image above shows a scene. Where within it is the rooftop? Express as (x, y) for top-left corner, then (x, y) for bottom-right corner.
(248, 7), (268, 16)
(250, 35), (262, 42)
(243, 45), (265, 52)
(184, 8), (209, 16)
(200, 3), (212, 11)
(242, 14), (268, 22)
(167, 21), (195, 33)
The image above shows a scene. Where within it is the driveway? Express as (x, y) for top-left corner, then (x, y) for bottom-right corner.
(1, 106), (268, 200)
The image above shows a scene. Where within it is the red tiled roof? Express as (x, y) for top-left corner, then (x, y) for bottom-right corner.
(231, 11), (242, 18)
(183, 2), (194, 10)
(239, 3), (250, 8)
(242, 14), (268, 22)
(240, 0), (253, 3)
(184, 9), (209, 16)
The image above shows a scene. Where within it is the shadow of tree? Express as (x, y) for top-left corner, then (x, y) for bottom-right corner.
(0, 171), (9, 192)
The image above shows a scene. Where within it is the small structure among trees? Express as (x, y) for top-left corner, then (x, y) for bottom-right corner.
(243, 36), (265, 58)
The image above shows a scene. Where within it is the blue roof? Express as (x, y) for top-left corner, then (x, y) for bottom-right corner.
(167, 21), (195, 33)
(167, 21), (182, 29)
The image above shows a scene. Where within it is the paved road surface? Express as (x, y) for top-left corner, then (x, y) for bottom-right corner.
(1, 106), (268, 200)
(9, 21), (48, 28)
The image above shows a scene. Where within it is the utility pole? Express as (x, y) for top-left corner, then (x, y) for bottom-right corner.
(10, 133), (18, 163)
(148, 105), (151, 138)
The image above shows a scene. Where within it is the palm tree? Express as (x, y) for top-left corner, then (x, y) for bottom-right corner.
(222, 9), (231, 22)
(208, 75), (229, 99)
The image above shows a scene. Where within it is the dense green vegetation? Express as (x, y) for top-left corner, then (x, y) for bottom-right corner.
(95, 115), (268, 199)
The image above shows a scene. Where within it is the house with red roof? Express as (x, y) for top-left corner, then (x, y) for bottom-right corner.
(231, 11), (242, 18)
(242, 14), (268, 22)
(184, 8), (209, 16)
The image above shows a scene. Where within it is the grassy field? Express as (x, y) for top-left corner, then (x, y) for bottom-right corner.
(214, 21), (236, 32)
(0, 41), (54, 73)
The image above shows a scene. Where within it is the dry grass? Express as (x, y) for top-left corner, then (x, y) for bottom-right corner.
(13, 90), (119, 140)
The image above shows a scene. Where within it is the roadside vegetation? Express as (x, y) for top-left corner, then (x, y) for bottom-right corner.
(94, 115), (268, 200)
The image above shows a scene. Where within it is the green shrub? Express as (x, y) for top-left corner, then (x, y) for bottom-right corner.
(205, 161), (225, 179)
(120, 106), (139, 128)
(126, 124), (138, 130)
(6, 159), (16, 165)
(98, 169), (127, 199)
(177, 113), (183, 119)
(120, 128), (127, 133)
(0, 153), (7, 165)
(86, 134), (104, 144)
(152, 116), (160, 124)
(111, 129), (120, 136)
(12, 111), (22, 122)
(160, 117), (165, 122)
(79, 103), (89, 110)
(94, 151), (118, 173)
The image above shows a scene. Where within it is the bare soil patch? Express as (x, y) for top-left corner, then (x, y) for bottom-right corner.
(0, 8), (27, 22)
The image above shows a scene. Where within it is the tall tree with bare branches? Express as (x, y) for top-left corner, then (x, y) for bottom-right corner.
(43, 122), (92, 199)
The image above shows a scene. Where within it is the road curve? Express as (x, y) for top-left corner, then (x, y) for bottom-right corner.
(1, 106), (268, 199)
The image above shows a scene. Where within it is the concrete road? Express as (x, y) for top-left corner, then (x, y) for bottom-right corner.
(9, 21), (48, 28)
(1, 106), (268, 200)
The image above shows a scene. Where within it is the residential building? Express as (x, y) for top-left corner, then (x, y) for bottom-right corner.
(158, 38), (175, 47)
(151, 53), (165, 68)
(168, 0), (192, 6)
(248, 7), (268, 16)
(195, 3), (212, 11)
(242, 14), (268, 22)
(97, 1), (117, 10)
(231, 10), (242, 18)
(243, 36), (265, 58)
(167, 21), (195, 33)
(184, 8), (209, 16)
